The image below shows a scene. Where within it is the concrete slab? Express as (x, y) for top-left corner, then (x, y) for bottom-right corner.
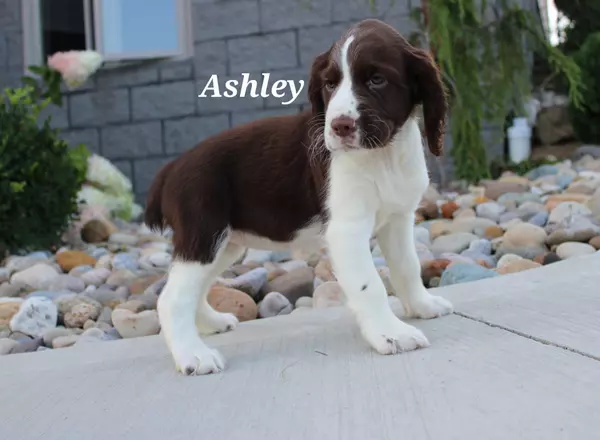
(1, 254), (600, 440)
(439, 252), (600, 359)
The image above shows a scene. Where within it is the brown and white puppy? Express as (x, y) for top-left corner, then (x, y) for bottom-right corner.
(145, 18), (453, 376)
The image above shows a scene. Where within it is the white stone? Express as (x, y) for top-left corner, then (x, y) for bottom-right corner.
(95, 254), (113, 270)
(295, 296), (313, 308)
(148, 252), (172, 267)
(10, 263), (60, 290)
(80, 268), (111, 286)
(313, 282), (344, 308)
(258, 292), (293, 318)
(0, 338), (18, 355)
(476, 202), (506, 222)
(556, 242), (596, 259)
(109, 232), (138, 246)
(9, 297), (58, 337)
(112, 309), (160, 338)
(497, 253), (524, 269)
(413, 226), (431, 246)
(431, 232), (479, 255)
(548, 202), (592, 225)
(279, 260), (309, 272)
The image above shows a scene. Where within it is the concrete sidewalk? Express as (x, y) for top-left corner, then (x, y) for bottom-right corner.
(1, 253), (599, 440)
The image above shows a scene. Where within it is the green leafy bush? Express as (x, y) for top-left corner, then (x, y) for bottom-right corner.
(0, 86), (89, 255)
(569, 32), (600, 144)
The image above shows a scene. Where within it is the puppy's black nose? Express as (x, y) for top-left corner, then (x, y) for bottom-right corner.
(331, 116), (356, 137)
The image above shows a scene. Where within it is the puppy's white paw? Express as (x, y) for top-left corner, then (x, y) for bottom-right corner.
(404, 291), (453, 319)
(361, 315), (430, 355)
(172, 340), (226, 375)
(196, 311), (239, 335)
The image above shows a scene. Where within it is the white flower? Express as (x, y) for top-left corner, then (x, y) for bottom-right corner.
(47, 50), (103, 88)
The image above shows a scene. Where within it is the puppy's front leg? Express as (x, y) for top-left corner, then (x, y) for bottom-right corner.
(326, 215), (430, 354)
(377, 213), (453, 319)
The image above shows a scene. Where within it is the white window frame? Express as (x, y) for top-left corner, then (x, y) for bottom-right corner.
(21, 0), (193, 72)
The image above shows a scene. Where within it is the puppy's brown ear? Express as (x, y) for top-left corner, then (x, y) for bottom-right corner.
(404, 45), (448, 157)
(307, 50), (330, 116)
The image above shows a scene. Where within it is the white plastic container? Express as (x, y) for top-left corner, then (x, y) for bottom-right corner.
(508, 117), (532, 163)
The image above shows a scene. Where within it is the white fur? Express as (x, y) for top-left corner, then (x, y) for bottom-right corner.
(323, 35), (453, 354)
(158, 240), (244, 375)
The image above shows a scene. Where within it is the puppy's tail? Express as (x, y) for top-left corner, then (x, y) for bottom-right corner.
(144, 161), (173, 233)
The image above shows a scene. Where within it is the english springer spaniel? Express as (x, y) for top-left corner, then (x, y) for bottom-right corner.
(145, 18), (453, 375)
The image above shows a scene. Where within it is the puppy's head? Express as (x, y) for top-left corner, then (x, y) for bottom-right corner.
(307, 19), (447, 156)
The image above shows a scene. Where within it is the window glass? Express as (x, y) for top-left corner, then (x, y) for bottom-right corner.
(99, 0), (180, 57)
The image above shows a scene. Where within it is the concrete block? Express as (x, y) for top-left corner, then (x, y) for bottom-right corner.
(60, 128), (101, 154)
(101, 121), (163, 159)
(133, 156), (175, 195)
(260, 0), (332, 32)
(164, 114), (230, 153)
(298, 23), (349, 66)
(228, 31), (298, 74)
(160, 61), (194, 82)
(96, 64), (159, 88)
(132, 81), (196, 121)
(193, 40), (228, 77)
(192, 0), (260, 42)
(69, 89), (130, 127)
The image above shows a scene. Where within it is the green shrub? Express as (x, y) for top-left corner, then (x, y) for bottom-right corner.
(0, 86), (89, 255)
(569, 32), (600, 144)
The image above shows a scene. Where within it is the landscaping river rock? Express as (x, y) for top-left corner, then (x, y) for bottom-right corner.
(2, 149), (600, 356)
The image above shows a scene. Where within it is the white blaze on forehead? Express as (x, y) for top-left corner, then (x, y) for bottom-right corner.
(328, 34), (359, 120)
(325, 34), (361, 150)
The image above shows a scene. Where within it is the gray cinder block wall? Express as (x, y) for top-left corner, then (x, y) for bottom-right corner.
(0, 0), (541, 202)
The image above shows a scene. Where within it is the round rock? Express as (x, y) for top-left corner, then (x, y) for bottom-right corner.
(555, 242), (597, 259)
(207, 286), (258, 322)
(112, 309), (161, 338)
(258, 292), (293, 318)
(312, 281), (344, 308)
(10, 263), (60, 291)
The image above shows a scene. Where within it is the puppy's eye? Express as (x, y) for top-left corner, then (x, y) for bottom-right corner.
(324, 80), (337, 91)
(367, 74), (387, 88)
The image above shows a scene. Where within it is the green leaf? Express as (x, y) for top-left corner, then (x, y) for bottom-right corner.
(28, 65), (46, 75)
(9, 181), (26, 193)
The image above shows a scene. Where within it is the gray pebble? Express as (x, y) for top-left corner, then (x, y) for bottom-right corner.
(43, 327), (76, 347)
(40, 274), (86, 293)
(97, 307), (113, 325)
(85, 288), (129, 307)
(0, 338), (18, 355)
(0, 282), (26, 298)
(26, 290), (72, 301)
(258, 292), (293, 318)
(295, 296), (313, 308)
(9, 337), (43, 354)
(221, 267), (268, 298)
(52, 335), (80, 348)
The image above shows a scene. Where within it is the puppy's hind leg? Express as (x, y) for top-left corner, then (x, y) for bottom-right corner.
(195, 242), (246, 335)
(158, 233), (240, 376)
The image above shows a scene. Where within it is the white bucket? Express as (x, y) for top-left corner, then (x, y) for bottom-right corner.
(508, 117), (532, 163)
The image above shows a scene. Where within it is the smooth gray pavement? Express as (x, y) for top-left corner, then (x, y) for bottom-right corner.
(1, 253), (599, 440)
